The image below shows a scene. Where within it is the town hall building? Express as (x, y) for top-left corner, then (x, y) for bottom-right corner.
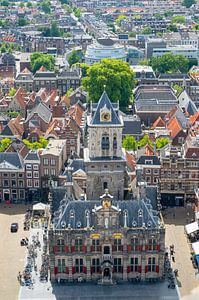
(48, 91), (165, 284)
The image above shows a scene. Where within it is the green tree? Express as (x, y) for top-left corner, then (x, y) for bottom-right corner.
(27, 2), (33, 8)
(164, 10), (173, 17)
(68, 50), (81, 66)
(0, 44), (6, 53)
(41, 1), (51, 14)
(166, 24), (178, 32)
(137, 135), (152, 148)
(116, 15), (127, 26)
(23, 136), (48, 150)
(154, 13), (163, 20)
(6, 111), (19, 118)
(172, 16), (186, 24)
(156, 137), (169, 149)
(73, 7), (81, 18)
(141, 26), (152, 34)
(50, 21), (61, 37)
(182, 0), (195, 8)
(134, 15), (142, 20)
(122, 135), (137, 150)
(30, 52), (55, 73)
(20, 2), (24, 7)
(0, 138), (11, 152)
(172, 84), (183, 96)
(1, 0), (9, 6)
(194, 24), (199, 30)
(128, 31), (136, 37)
(66, 88), (73, 97)
(18, 18), (28, 27)
(149, 53), (189, 73)
(8, 87), (16, 96)
(188, 58), (198, 69)
(139, 59), (149, 66)
(82, 59), (135, 109)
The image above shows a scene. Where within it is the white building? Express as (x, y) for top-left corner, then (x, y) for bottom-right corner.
(153, 45), (199, 62)
(85, 38), (127, 64)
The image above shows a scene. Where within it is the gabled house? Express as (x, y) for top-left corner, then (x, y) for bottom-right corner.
(24, 101), (52, 134)
(178, 90), (197, 116)
(69, 87), (87, 106)
(8, 87), (27, 117)
(167, 116), (187, 146)
(0, 115), (24, 139)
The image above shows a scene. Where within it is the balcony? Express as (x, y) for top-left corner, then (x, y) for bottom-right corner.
(102, 254), (113, 263)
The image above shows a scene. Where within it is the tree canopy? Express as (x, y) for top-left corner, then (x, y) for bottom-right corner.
(0, 138), (11, 152)
(8, 87), (16, 97)
(40, 1), (51, 14)
(23, 137), (48, 150)
(141, 26), (152, 34)
(39, 21), (64, 37)
(149, 53), (189, 73)
(68, 50), (81, 66)
(182, 0), (195, 8)
(122, 135), (137, 151)
(82, 59), (135, 109)
(172, 16), (186, 24)
(122, 135), (169, 151)
(30, 53), (55, 73)
(116, 15), (127, 26)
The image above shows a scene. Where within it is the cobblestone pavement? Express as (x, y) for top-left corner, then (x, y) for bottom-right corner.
(163, 206), (199, 300)
(0, 204), (31, 300)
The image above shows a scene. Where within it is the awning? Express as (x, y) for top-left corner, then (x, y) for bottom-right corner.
(33, 202), (49, 212)
(185, 221), (199, 235)
(195, 254), (199, 266)
(192, 241), (199, 255)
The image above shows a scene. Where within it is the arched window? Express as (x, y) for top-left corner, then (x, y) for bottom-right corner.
(113, 135), (117, 149)
(101, 135), (109, 150)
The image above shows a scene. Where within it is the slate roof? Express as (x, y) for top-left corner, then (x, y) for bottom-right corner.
(137, 155), (161, 166)
(0, 125), (13, 136)
(122, 114), (142, 135)
(68, 159), (85, 172)
(24, 150), (40, 161)
(159, 73), (189, 79)
(178, 90), (197, 116)
(91, 91), (122, 126)
(53, 197), (160, 230)
(34, 71), (56, 78)
(26, 102), (52, 124)
(0, 152), (24, 169)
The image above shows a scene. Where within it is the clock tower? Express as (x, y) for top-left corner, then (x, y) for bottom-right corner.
(84, 91), (128, 200)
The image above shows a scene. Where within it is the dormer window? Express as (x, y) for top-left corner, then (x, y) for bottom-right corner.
(145, 160), (152, 165)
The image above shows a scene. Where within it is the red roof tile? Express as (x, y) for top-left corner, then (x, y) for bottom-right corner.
(152, 116), (166, 129)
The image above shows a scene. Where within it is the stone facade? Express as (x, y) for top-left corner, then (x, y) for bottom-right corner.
(84, 91), (128, 200)
(49, 192), (165, 284)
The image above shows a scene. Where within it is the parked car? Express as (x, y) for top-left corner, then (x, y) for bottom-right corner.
(10, 223), (18, 232)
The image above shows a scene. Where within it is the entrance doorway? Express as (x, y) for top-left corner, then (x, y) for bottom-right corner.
(103, 268), (110, 279)
(3, 190), (10, 201)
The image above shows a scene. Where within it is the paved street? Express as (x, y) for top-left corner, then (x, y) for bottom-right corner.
(0, 204), (31, 300)
(164, 206), (199, 300)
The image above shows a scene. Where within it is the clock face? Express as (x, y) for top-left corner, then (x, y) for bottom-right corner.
(101, 112), (111, 122)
